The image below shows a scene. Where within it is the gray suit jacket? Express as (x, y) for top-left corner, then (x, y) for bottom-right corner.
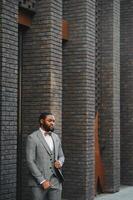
(26, 129), (65, 186)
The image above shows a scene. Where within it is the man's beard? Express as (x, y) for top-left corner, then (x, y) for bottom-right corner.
(42, 124), (54, 132)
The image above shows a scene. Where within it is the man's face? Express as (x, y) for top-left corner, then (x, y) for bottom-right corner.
(41, 115), (55, 132)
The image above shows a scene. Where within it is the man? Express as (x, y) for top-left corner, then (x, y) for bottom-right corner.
(26, 112), (65, 200)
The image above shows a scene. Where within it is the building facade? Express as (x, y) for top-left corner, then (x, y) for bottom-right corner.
(0, 0), (132, 200)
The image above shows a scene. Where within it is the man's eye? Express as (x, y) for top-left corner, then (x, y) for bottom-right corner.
(49, 120), (54, 122)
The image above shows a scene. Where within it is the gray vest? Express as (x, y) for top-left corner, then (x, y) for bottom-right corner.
(49, 146), (56, 176)
(48, 142), (61, 189)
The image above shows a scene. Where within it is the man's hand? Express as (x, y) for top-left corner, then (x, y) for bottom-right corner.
(41, 180), (52, 190)
(54, 160), (62, 169)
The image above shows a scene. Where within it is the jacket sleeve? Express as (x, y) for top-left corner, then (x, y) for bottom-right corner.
(26, 135), (45, 184)
(58, 138), (65, 166)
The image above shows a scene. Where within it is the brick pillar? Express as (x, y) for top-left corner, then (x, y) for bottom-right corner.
(121, 0), (133, 185)
(63, 1), (95, 200)
(20, 1), (62, 200)
(0, 0), (18, 199)
(100, 0), (120, 192)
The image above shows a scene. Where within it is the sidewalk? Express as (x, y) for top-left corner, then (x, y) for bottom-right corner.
(95, 186), (133, 200)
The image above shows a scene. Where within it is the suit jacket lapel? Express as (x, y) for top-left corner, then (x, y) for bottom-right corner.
(37, 130), (52, 155)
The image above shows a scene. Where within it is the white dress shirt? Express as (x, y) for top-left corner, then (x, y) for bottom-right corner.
(39, 127), (54, 151)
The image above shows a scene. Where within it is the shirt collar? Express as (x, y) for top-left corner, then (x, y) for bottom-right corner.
(39, 127), (52, 136)
(39, 127), (46, 135)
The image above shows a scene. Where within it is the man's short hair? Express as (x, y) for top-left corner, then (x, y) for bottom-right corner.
(39, 112), (53, 122)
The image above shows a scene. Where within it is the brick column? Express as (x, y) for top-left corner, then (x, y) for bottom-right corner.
(0, 0), (18, 199)
(20, 1), (62, 200)
(121, 0), (133, 185)
(100, 0), (120, 192)
(63, 1), (95, 200)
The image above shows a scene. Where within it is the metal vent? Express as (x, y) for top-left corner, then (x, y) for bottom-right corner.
(19, 0), (36, 12)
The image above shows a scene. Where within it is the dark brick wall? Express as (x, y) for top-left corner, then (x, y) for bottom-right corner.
(100, 0), (120, 192)
(95, 0), (102, 113)
(0, 0), (131, 199)
(19, 1), (62, 200)
(0, 0), (18, 199)
(62, 1), (95, 200)
(120, 0), (133, 185)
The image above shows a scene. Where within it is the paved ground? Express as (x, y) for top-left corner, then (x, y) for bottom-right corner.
(95, 186), (133, 200)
